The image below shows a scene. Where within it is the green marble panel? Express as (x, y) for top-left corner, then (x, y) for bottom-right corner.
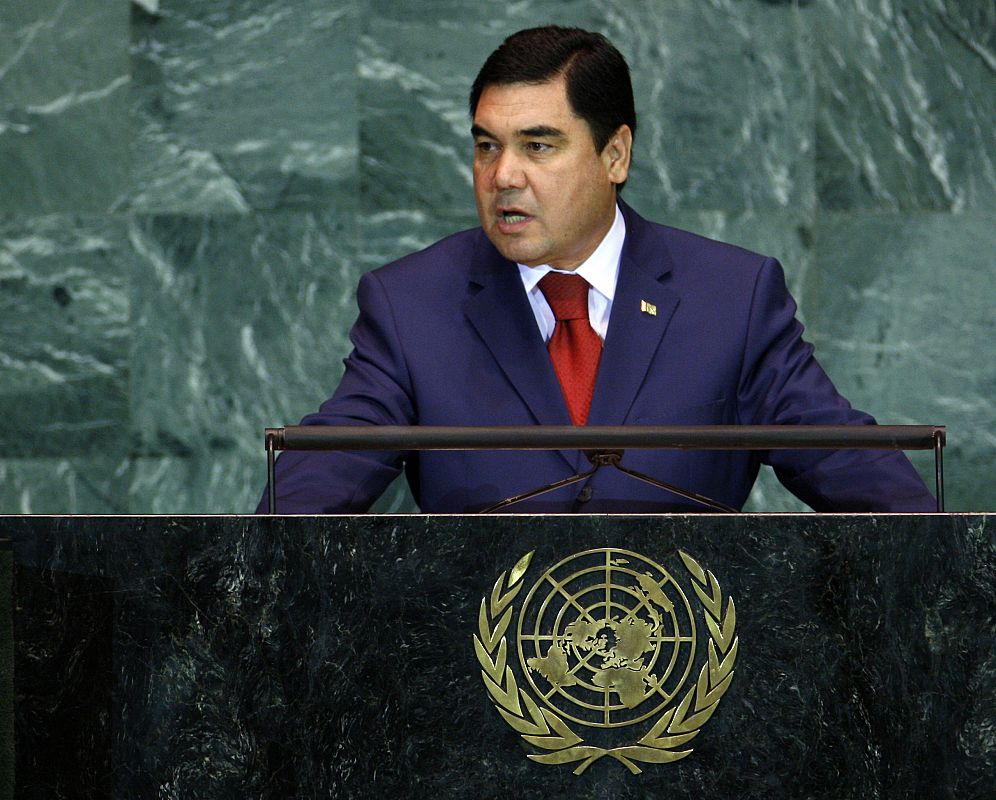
(617, 0), (815, 214)
(804, 212), (995, 511)
(0, 0), (130, 214)
(367, 0), (604, 26)
(742, 464), (809, 513)
(0, 458), (129, 515)
(816, 1), (996, 210)
(124, 1), (358, 213)
(130, 453), (415, 514)
(130, 454), (262, 514)
(128, 211), (362, 505)
(0, 215), (130, 456)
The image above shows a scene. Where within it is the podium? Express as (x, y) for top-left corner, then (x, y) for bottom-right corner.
(2, 513), (993, 798)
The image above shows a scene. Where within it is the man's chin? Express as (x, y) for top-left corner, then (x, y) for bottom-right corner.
(485, 232), (541, 266)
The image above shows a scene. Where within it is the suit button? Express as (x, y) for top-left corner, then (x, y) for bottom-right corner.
(577, 486), (593, 503)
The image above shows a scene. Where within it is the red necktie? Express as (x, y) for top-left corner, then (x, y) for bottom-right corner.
(538, 273), (602, 425)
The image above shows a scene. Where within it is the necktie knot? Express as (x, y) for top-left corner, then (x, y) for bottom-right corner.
(538, 272), (590, 321)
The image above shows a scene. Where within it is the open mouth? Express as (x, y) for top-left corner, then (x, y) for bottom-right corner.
(497, 209), (533, 230)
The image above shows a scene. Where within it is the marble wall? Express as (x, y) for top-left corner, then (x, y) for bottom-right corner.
(0, 0), (992, 513)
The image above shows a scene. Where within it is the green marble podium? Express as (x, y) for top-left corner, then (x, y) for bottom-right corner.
(3, 514), (994, 798)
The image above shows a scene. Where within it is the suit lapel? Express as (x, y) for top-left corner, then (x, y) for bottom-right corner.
(461, 209), (682, 473)
(588, 205), (680, 427)
(462, 236), (576, 470)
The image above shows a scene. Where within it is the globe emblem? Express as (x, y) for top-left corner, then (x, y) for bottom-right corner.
(516, 548), (698, 728)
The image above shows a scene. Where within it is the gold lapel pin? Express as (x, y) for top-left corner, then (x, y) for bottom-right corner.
(640, 300), (657, 316)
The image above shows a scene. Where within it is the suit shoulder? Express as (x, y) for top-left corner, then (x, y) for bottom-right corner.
(649, 219), (771, 272)
(622, 206), (789, 307)
(632, 214), (786, 297)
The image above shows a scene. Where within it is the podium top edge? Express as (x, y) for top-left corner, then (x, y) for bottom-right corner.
(266, 424), (946, 452)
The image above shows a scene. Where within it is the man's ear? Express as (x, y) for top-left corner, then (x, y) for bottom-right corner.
(603, 124), (633, 185)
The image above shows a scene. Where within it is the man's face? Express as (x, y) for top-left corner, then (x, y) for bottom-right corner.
(472, 76), (631, 271)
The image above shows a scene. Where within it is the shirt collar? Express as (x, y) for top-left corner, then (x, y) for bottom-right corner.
(517, 204), (625, 300)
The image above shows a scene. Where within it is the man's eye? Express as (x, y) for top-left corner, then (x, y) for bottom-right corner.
(527, 142), (552, 153)
(476, 141), (499, 154)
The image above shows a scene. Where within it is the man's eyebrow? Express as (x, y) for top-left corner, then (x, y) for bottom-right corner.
(470, 124), (566, 139)
(519, 125), (564, 139)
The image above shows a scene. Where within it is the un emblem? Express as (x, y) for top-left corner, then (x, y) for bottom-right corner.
(474, 548), (738, 775)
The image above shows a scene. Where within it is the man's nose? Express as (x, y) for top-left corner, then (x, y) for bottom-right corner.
(493, 149), (527, 190)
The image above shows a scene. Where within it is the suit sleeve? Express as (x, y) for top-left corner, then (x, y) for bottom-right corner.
(736, 258), (935, 511)
(256, 271), (415, 513)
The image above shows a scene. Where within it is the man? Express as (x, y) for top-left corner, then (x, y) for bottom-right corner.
(260, 26), (933, 514)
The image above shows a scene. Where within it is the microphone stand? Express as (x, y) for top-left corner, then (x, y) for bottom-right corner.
(479, 450), (738, 513)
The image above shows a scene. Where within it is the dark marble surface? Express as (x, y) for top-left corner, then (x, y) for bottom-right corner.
(0, 540), (12, 800)
(4, 514), (994, 799)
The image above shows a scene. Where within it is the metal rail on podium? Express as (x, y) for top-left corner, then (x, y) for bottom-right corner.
(263, 424), (946, 513)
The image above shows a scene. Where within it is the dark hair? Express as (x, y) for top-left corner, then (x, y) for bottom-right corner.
(469, 26), (637, 154)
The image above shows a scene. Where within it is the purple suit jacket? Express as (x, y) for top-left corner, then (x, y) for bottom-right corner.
(261, 202), (934, 513)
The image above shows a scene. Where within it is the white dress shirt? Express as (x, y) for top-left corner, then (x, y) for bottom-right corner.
(517, 204), (626, 343)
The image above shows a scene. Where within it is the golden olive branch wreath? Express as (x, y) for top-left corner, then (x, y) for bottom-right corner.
(473, 550), (738, 775)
